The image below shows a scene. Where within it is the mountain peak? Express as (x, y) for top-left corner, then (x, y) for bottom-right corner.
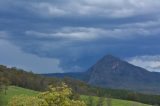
(104, 54), (116, 58)
(44, 54), (160, 94)
(87, 54), (125, 75)
(103, 54), (120, 61)
(96, 54), (122, 66)
(87, 54), (160, 91)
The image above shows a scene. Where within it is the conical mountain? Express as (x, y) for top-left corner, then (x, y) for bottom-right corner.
(86, 55), (160, 93)
(43, 54), (160, 94)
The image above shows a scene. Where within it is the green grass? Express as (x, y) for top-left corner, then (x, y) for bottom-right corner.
(0, 86), (38, 106)
(0, 86), (151, 106)
(81, 95), (151, 106)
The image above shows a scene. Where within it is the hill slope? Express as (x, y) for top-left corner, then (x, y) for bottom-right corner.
(0, 86), (151, 106)
(81, 95), (151, 106)
(1, 86), (38, 106)
(44, 55), (160, 94)
(86, 55), (160, 93)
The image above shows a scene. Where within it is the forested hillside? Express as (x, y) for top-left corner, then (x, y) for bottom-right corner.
(0, 65), (60, 91)
(1, 65), (160, 105)
(45, 55), (160, 94)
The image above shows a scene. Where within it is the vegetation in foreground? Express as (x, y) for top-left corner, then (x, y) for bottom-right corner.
(2, 84), (85, 106)
(0, 85), (152, 106)
(1, 65), (160, 105)
(81, 95), (151, 106)
(0, 86), (38, 106)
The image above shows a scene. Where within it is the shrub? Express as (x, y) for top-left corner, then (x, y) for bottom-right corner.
(9, 83), (86, 106)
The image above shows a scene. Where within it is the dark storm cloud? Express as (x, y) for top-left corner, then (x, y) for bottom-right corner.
(1, 0), (160, 72)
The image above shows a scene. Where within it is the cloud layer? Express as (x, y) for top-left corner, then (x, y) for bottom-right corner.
(30, 0), (160, 18)
(0, 39), (62, 73)
(128, 56), (160, 72)
(1, 0), (160, 72)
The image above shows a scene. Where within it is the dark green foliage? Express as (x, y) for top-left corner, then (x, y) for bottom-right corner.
(0, 65), (86, 101)
(0, 65), (61, 91)
(97, 97), (105, 106)
(0, 94), (3, 106)
(87, 96), (94, 106)
(90, 86), (160, 106)
(0, 78), (3, 105)
(1, 65), (160, 106)
(106, 97), (112, 106)
(0, 77), (10, 95)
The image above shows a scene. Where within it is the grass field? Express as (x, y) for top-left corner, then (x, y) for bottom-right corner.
(81, 95), (151, 106)
(0, 86), (38, 106)
(0, 86), (151, 106)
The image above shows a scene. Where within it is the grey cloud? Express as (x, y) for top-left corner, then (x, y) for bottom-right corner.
(128, 55), (160, 72)
(0, 39), (63, 73)
(25, 26), (160, 42)
(1, 0), (160, 72)
(1, 0), (160, 20)
(28, 0), (160, 18)
(0, 31), (9, 39)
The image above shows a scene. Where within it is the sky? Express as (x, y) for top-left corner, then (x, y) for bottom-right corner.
(0, 0), (160, 73)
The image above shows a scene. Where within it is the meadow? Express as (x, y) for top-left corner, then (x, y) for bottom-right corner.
(1, 86), (38, 106)
(1, 86), (151, 106)
(81, 95), (151, 106)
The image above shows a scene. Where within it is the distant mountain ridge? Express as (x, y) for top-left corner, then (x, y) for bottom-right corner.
(43, 55), (160, 94)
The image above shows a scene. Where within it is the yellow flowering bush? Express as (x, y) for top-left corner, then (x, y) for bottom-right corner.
(9, 95), (48, 106)
(9, 83), (86, 106)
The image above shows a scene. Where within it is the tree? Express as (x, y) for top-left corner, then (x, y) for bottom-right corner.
(97, 97), (105, 106)
(87, 96), (94, 106)
(127, 93), (138, 101)
(0, 78), (4, 105)
(0, 92), (3, 106)
(9, 83), (86, 106)
(38, 83), (86, 106)
(0, 79), (2, 91)
(131, 102), (139, 106)
(106, 97), (112, 106)
(0, 77), (10, 95)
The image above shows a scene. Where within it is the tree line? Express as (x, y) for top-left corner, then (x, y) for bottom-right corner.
(1, 65), (160, 105)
